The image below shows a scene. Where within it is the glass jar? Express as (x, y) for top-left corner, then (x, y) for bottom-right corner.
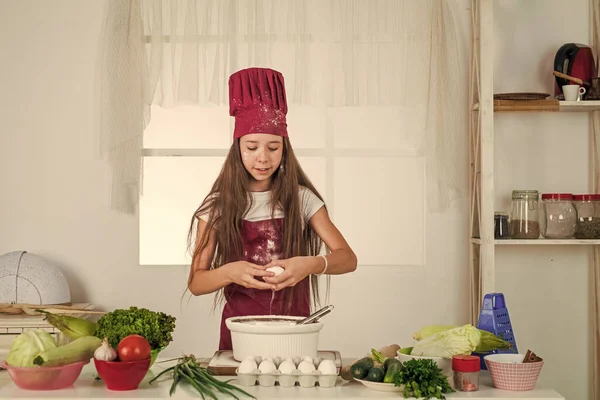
(574, 194), (600, 239)
(452, 355), (480, 392)
(540, 193), (576, 239)
(494, 212), (510, 239)
(510, 190), (540, 239)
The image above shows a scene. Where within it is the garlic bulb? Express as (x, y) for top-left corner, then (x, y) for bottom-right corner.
(94, 337), (117, 361)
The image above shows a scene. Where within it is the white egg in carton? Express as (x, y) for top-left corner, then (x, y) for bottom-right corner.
(235, 355), (338, 388)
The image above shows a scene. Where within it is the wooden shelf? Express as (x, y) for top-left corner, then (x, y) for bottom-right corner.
(472, 99), (600, 112)
(471, 238), (600, 245)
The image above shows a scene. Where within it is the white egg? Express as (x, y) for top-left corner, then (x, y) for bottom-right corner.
(318, 359), (337, 375)
(302, 356), (313, 364)
(298, 360), (316, 374)
(278, 360), (295, 374)
(266, 266), (284, 276)
(283, 357), (295, 366)
(258, 359), (277, 373)
(238, 359), (258, 373)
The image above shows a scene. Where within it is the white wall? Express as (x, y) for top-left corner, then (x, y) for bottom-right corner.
(0, 0), (588, 399)
(493, 1), (592, 399)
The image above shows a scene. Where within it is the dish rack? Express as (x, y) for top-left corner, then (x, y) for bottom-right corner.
(0, 303), (97, 352)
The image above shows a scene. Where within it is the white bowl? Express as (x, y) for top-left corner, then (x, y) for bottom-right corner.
(484, 353), (525, 363)
(355, 379), (403, 393)
(397, 349), (452, 378)
(226, 315), (324, 361)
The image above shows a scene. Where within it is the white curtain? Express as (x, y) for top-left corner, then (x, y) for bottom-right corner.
(100, 0), (467, 214)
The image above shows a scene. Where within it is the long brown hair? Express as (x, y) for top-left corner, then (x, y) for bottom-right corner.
(187, 137), (329, 313)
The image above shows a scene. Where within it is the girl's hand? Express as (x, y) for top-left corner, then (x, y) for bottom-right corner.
(223, 261), (276, 290)
(263, 256), (321, 291)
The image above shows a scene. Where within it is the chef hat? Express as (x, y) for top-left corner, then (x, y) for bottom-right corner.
(228, 67), (288, 139)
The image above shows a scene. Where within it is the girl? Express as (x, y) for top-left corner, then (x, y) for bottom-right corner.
(187, 67), (357, 350)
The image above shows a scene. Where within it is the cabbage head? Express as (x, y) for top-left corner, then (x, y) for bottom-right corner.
(411, 324), (481, 358)
(6, 329), (57, 367)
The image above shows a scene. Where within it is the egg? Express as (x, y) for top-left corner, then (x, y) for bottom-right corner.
(302, 356), (313, 364)
(283, 357), (295, 366)
(318, 359), (337, 375)
(278, 360), (295, 374)
(258, 359), (277, 373)
(266, 266), (284, 276)
(238, 358), (258, 373)
(298, 360), (315, 374)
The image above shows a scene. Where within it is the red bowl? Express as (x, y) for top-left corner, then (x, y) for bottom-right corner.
(94, 357), (151, 391)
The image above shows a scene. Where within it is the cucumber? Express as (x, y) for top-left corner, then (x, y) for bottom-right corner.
(383, 359), (403, 383)
(351, 357), (374, 379)
(383, 357), (400, 371)
(365, 366), (385, 382)
(33, 336), (101, 367)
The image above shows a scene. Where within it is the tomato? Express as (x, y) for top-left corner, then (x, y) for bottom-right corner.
(117, 334), (151, 362)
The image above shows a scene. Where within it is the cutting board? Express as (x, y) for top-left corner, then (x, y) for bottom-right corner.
(207, 350), (342, 376)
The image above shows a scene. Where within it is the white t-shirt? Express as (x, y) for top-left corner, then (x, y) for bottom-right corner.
(199, 186), (324, 226)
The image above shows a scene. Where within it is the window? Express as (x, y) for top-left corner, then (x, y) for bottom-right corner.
(139, 104), (426, 267)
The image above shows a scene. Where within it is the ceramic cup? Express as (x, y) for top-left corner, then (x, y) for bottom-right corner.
(562, 84), (586, 101)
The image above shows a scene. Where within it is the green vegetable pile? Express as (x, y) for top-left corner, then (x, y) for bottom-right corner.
(94, 306), (176, 350)
(393, 358), (454, 399)
(150, 355), (254, 399)
(6, 329), (57, 367)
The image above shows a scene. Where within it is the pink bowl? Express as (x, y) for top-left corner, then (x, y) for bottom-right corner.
(1, 360), (88, 390)
(94, 357), (151, 391)
(484, 354), (544, 391)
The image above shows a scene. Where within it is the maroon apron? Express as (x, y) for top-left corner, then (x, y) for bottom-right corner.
(219, 218), (310, 350)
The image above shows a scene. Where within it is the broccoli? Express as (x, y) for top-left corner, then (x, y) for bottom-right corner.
(94, 306), (176, 350)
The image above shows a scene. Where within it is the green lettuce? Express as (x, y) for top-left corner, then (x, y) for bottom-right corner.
(6, 329), (57, 367)
(411, 324), (481, 358)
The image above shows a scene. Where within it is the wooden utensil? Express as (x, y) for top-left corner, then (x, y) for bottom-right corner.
(553, 70), (589, 86)
(0, 303), (104, 316)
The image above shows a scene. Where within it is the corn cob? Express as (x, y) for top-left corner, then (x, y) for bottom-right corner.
(36, 310), (97, 340)
(33, 336), (102, 367)
(413, 325), (512, 352)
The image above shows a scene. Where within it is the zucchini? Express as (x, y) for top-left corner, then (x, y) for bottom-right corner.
(365, 366), (385, 382)
(33, 336), (101, 367)
(383, 359), (403, 383)
(351, 357), (374, 379)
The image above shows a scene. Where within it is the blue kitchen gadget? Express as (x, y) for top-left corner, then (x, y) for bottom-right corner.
(473, 293), (518, 370)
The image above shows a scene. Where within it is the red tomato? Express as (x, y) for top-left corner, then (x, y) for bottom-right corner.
(117, 334), (151, 362)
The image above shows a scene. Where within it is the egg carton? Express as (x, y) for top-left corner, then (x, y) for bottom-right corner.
(235, 356), (338, 388)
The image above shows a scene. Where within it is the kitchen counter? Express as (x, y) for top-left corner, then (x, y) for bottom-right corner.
(0, 358), (565, 399)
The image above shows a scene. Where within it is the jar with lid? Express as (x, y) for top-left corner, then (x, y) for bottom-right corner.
(452, 355), (479, 392)
(574, 194), (600, 239)
(540, 193), (576, 239)
(510, 190), (540, 239)
(494, 212), (510, 239)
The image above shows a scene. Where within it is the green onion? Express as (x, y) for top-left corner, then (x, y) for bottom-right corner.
(149, 355), (255, 399)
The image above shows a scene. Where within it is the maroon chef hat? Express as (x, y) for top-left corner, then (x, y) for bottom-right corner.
(229, 67), (288, 139)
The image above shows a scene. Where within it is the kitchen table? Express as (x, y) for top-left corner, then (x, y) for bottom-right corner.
(0, 358), (565, 399)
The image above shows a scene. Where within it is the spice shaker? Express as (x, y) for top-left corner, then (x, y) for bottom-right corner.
(510, 190), (540, 239)
(452, 355), (480, 392)
(494, 212), (510, 239)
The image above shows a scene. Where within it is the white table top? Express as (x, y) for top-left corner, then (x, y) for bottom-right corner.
(0, 358), (565, 399)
